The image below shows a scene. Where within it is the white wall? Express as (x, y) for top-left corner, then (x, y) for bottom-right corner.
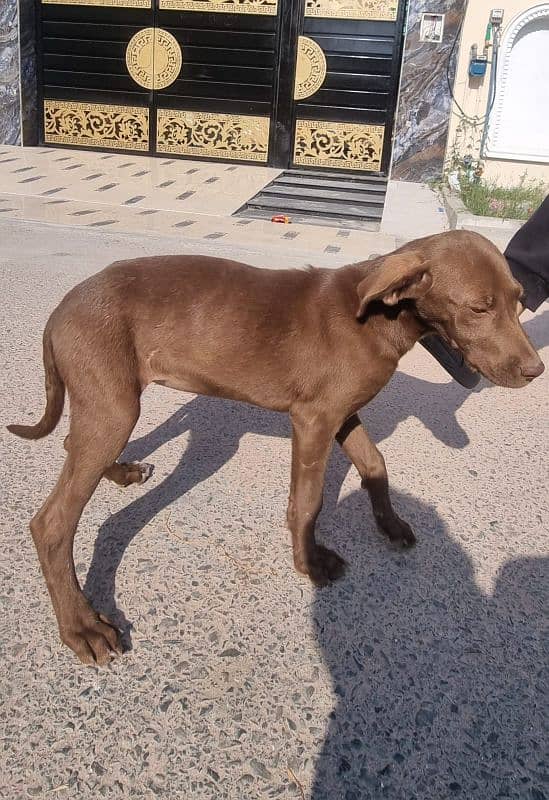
(445, 1), (549, 184)
(486, 6), (549, 163)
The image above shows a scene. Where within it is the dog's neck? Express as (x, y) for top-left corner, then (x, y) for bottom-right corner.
(364, 300), (430, 357)
(333, 265), (430, 359)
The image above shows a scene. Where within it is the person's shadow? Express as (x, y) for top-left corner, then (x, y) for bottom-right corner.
(310, 311), (548, 798)
(310, 478), (548, 799)
(82, 311), (548, 795)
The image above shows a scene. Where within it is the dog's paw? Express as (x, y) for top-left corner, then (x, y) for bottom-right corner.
(132, 461), (154, 484)
(380, 515), (416, 548)
(112, 461), (154, 487)
(60, 612), (123, 667)
(304, 545), (347, 587)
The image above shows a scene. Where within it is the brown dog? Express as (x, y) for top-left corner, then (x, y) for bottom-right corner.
(8, 230), (544, 665)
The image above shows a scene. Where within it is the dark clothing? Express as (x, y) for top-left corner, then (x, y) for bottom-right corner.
(505, 194), (549, 311)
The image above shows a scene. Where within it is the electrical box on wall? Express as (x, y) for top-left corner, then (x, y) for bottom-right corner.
(420, 13), (445, 43)
(490, 9), (504, 25)
(469, 56), (488, 77)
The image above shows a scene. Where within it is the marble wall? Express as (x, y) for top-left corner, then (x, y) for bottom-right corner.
(0, 0), (36, 146)
(19, 0), (37, 144)
(392, 0), (467, 182)
(0, 0), (20, 144)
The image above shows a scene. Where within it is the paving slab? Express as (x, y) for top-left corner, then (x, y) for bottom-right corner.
(381, 181), (449, 243)
(0, 192), (396, 263)
(1, 218), (548, 799)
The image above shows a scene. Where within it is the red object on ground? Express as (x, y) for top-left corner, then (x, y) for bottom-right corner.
(271, 214), (291, 223)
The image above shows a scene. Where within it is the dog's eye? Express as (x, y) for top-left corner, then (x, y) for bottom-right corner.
(470, 296), (493, 314)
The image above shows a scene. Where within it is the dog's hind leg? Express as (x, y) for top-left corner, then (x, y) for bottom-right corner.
(64, 435), (153, 487)
(32, 394), (140, 665)
(336, 414), (416, 547)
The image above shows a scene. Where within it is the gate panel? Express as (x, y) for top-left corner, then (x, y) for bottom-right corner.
(291, 0), (404, 173)
(36, 0), (405, 170)
(38, 0), (154, 152)
(153, 2), (278, 163)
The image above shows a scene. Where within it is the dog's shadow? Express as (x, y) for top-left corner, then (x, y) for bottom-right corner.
(83, 383), (461, 638)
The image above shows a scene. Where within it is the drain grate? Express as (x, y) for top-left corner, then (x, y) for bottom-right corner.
(234, 169), (388, 230)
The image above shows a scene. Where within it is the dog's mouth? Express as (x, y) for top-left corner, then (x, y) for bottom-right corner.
(472, 365), (534, 388)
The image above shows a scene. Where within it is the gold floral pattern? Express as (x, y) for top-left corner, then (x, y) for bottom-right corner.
(157, 110), (269, 162)
(159, 0), (277, 14)
(44, 101), (149, 151)
(294, 120), (384, 171)
(305, 0), (398, 20)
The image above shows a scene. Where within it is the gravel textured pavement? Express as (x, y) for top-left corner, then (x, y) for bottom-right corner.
(1, 219), (548, 800)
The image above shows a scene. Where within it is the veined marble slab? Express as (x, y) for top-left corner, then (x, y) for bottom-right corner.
(0, 0), (21, 145)
(0, 0), (37, 146)
(392, 0), (467, 182)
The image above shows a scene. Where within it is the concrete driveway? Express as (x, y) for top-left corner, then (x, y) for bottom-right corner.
(1, 219), (547, 799)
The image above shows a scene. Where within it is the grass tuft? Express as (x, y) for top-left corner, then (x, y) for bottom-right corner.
(458, 173), (547, 220)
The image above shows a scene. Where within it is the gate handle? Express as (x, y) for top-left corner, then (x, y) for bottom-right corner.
(126, 28), (182, 90)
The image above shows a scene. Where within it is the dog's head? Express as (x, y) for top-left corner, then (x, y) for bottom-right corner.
(356, 230), (544, 388)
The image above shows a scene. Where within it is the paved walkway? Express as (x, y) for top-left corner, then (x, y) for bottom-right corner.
(8, 145), (526, 259)
(0, 145), (279, 215)
(0, 145), (399, 260)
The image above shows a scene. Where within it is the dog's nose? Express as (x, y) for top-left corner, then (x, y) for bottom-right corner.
(521, 359), (545, 379)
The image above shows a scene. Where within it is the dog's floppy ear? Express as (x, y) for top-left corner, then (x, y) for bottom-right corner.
(356, 251), (432, 319)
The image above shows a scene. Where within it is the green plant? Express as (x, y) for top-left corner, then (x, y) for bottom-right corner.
(448, 117), (485, 173)
(458, 172), (547, 220)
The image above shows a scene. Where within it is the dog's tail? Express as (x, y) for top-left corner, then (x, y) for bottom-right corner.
(7, 323), (65, 440)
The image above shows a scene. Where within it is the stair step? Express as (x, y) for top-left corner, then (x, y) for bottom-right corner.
(246, 194), (384, 220)
(242, 208), (381, 231)
(283, 169), (387, 183)
(274, 174), (387, 195)
(234, 168), (387, 230)
(260, 185), (386, 205)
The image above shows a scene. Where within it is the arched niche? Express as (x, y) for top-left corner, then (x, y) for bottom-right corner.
(486, 4), (549, 162)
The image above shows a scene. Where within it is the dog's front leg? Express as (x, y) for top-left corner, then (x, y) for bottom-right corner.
(336, 414), (416, 547)
(288, 410), (346, 586)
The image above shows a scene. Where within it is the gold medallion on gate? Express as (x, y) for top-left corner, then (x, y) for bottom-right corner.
(126, 28), (182, 90)
(294, 36), (327, 100)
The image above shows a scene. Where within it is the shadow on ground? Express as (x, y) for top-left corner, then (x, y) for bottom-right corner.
(308, 311), (547, 799)
(82, 311), (548, 799)
(310, 484), (547, 799)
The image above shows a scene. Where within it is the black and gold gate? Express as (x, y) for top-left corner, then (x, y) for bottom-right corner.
(37, 0), (405, 173)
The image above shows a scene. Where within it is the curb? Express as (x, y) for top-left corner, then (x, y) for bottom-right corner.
(441, 189), (523, 235)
